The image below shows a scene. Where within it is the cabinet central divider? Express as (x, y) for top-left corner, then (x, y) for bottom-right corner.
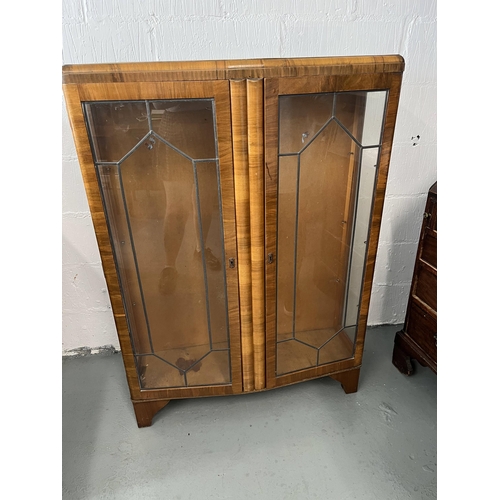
(247, 79), (266, 391)
(230, 79), (255, 392)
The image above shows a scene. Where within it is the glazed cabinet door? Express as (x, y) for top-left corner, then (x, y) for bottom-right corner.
(64, 81), (242, 399)
(264, 75), (398, 388)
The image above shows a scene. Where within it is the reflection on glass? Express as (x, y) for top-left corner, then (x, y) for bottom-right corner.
(138, 355), (185, 389)
(344, 148), (378, 327)
(151, 100), (216, 159)
(97, 164), (151, 355)
(279, 94), (333, 153)
(185, 351), (231, 386)
(276, 90), (387, 376)
(86, 99), (231, 389)
(318, 326), (357, 365)
(335, 91), (387, 146)
(297, 120), (357, 335)
(84, 101), (149, 162)
(277, 339), (317, 375)
(276, 155), (298, 340)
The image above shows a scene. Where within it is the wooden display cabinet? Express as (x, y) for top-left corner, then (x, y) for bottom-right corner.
(63, 56), (404, 427)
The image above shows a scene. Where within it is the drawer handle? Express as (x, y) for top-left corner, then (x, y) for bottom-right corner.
(433, 334), (437, 346)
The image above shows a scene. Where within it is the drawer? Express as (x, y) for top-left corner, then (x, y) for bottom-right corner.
(405, 300), (437, 361)
(420, 231), (437, 269)
(414, 264), (437, 311)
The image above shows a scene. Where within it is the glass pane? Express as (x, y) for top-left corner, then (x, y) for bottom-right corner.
(97, 164), (151, 355)
(151, 100), (216, 159)
(154, 344), (211, 376)
(277, 340), (317, 375)
(318, 327), (356, 365)
(279, 93), (333, 154)
(137, 355), (185, 389)
(344, 148), (378, 326)
(276, 155), (298, 341)
(185, 350), (231, 386)
(295, 119), (356, 336)
(276, 91), (384, 376)
(195, 161), (229, 348)
(335, 91), (387, 146)
(343, 325), (357, 345)
(86, 99), (230, 390)
(84, 101), (149, 162)
(295, 329), (335, 348)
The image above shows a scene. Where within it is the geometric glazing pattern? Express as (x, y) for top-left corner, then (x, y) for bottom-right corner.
(276, 91), (387, 376)
(83, 99), (231, 389)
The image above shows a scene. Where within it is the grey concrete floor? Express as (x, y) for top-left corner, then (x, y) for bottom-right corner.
(62, 325), (437, 499)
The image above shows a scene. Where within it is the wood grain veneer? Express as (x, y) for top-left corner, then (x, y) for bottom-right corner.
(63, 56), (404, 84)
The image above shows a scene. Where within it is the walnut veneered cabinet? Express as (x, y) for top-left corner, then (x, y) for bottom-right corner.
(63, 56), (404, 427)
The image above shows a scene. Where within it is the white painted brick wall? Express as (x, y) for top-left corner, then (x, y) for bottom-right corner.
(62, 0), (437, 352)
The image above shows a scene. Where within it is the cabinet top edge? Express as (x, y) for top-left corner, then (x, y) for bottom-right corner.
(62, 55), (404, 84)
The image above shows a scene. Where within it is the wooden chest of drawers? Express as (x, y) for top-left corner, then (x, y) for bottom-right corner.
(392, 182), (437, 375)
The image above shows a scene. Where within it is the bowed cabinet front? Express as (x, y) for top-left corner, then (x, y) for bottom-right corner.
(63, 56), (404, 427)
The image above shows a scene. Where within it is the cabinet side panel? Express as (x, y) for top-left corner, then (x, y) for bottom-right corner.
(247, 79), (266, 391)
(230, 80), (255, 392)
